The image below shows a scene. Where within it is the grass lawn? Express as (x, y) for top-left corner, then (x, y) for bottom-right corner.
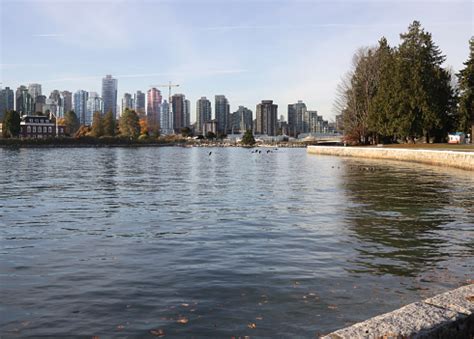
(370, 143), (474, 152)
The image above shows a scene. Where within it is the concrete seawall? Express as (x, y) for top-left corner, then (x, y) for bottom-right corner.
(322, 284), (474, 338)
(307, 146), (474, 171)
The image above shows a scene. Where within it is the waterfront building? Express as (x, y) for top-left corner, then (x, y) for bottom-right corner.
(147, 88), (162, 133)
(134, 90), (146, 118)
(255, 100), (278, 136)
(101, 75), (118, 119)
(228, 106), (253, 133)
(196, 97), (212, 135)
(288, 100), (307, 137)
(43, 98), (58, 117)
(184, 99), (191, 128)
(171, 94), (186, 133)
(16, 86), (34, 115)
(215, 95), (230, 135)
(0, 87), (15, 121)
(203, 119), (218, 136)
(307, 110), (319, 133)
(122, 93), (133, 114)
(160, 100), (173, 135)
(86, 92), (103, 126)
(74, 90), (89, 125)
(49, 90), (65, 117)
(19, 115), (65, 138)
(34, 95), (46, 114)
(61, 91), (73, 113)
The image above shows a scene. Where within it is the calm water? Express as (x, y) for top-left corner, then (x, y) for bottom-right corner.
(1, 147), (473, 337)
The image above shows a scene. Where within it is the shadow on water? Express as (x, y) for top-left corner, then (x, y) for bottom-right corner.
(338, 157), (474, 278)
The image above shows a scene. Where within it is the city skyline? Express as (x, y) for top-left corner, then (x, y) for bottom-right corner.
(1, 0), (472, 122)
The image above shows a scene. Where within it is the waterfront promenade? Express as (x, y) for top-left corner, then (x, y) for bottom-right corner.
(307, 145), (474, 171)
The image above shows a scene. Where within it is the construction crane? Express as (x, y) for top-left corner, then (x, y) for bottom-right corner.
(149, 81), (180, 102)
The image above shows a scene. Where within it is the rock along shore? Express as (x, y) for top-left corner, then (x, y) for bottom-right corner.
(322, 284), (474, 339)
(307, 146), (474, 171)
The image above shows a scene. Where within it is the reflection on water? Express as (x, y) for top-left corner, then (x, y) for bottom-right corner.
(0, 147), (472, 337)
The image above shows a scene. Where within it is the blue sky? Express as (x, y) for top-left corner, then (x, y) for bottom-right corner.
(1, 0), (472, 122)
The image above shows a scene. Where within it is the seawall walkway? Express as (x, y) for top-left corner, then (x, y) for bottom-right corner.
(321, 284), (474, 338)
(307, 146), (474, 171)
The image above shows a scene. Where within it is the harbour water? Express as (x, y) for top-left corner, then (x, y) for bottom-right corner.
(1, 147), (473, 337)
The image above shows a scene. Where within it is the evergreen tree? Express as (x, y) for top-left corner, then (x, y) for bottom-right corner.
(64, 111), (80, 136)
(457, 37), (474, 140)
(90, 112), (104, 137)
(241, 129), (256, 146)
(119, 108), (140, 139)
(103, 111), (116, 137)
(2, 110), (21, 138)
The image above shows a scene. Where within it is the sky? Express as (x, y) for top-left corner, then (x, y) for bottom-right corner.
(0, 0), (473, 123)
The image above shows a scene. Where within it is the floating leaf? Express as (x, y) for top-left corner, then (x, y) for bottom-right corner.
(176, 317), (189, 324)
(149, 328), (165, 337)
(327, 304), (338, 310)
(248, 322), (257, 329)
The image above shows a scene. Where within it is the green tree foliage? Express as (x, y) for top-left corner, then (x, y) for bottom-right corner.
(457, 37), (474, 139)
(206, 131), (216, 139)
(119, 108), (140, 139)
(336, 21), (455, 144)
(64, 111), (80, 136)
(90, 112), (104, 137)
(2, 110), (21, 138)
(103, 111), (116, 137)
(241, 129), (256, 146)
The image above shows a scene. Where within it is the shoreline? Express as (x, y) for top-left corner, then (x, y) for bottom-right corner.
(307, 145), (474, 171)
(321, 284), (474, 338)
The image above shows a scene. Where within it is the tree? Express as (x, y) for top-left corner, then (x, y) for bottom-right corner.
(64, 111), (80, 136)
(139, 118), (148, 136)
(241, 129), (256, 146)
(103, 111), (116, 137)
(75, 125), (90, 138)
(181, 127), (193, 137)
(90, 112), (104, 137)
(119, 108), (140, 139)
(206, 131), (216, 139)
(2, 110), (21, 138)
(457, 37), (474, 141)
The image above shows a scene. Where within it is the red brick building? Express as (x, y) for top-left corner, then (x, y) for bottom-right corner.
(20, 115), (65, 139)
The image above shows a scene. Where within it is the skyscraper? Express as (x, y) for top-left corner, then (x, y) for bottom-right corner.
(122, 93), (133, 114)
(160, 100), (173, 135)
(184, 99), (191, 128)
(101, 75), (118, 119)
(15, 86), (34, 115)
(49, 90), (64, 118)
(256, 100), (278, 136)
(147, 88), (162, 133)
(215, 95), (230, 135)
(134, 90), (146, 118)
(196, 97), (212, 134)
(61, 91), (73, 113)
(171, 94), (186, 133)
(74, 90), (89, 125)
(86, 92), (103, 126)
(27, 83), (42, 101)
(0, 87), (14, 121)
(288, 100), (307, 136)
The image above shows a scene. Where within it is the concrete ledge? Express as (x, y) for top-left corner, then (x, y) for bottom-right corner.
(307, 146), (474, 171)
(322, 284), (474, 339)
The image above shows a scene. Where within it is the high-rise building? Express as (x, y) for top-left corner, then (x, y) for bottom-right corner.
(229, 106), (253, 133)
(288, 100), (307, 136)
(0, 87), (15, 121)
(196, 97), (212, 134)
(16, 86), (34, 115)
(86, 92), (103, 126)
(171, 94), (186, 133)
(48, 90), (65, 117)
(214, 95), (230, 134)
(255, 100), (278, 136)
(34, 95), (46, 114)
(28, 83), (42, 101)
(74, 90), (89, 125)
(160, 100), (173, 135)
(134, 90), (146, 118)
(101, 75), (118, 119)
(147, 88), (162, 133)
(43, 98), (58, 117)
(184, 99), (191, 128)
(122, 93), (133, 114)
(61, 91), (73, 113)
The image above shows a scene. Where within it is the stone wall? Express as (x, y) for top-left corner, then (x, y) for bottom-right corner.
(307, 146), (474, 171)
(322, 284), (474, 338)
